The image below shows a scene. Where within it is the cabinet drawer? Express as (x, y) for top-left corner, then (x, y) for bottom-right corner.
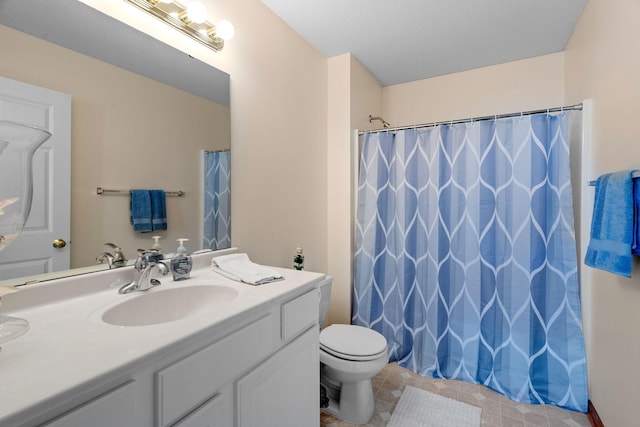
(156, 314), (272, 427)
(281, 289), (319, 341)
(44, 381), (136, 427)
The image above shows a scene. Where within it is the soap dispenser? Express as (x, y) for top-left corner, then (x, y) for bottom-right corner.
(152, 235), (162, 253)
(171, 238), (192, 281)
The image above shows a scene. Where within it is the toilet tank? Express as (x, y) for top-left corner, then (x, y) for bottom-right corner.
(318, 276), (333, 328)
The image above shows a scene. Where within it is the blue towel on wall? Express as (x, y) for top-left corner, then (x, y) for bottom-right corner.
(633, 179), (640, 256)
(130, 190), (152, 232)
(585, 170), (636, 277)
(150, 189), (167, 231)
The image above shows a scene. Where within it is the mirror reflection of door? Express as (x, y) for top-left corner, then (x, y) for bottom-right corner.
(0, 76), (71, 281)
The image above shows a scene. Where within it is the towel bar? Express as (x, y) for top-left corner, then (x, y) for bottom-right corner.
(97, 187), (185, 197)
(587, 171), (640, 187)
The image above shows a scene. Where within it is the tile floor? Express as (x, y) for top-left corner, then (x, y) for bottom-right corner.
(320, 363), (592, 427)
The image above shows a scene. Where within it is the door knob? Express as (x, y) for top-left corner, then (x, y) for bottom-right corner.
(52, 239), (67, 249)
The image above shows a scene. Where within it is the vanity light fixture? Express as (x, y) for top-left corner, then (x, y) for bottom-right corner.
(124, 0), (234, 52)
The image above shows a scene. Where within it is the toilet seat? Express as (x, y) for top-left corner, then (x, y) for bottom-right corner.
(320, 324), (387, 361)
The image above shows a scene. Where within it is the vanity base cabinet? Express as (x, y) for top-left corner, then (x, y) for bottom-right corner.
(236, 326), (319, 427)
(19, 280), (322, 427)
(160, 288), (321, 427)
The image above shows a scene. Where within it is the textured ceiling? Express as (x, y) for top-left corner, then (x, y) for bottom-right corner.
(261, 0), (587, 86)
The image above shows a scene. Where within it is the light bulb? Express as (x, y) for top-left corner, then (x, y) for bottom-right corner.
(186, 1), (207, 24)
(216, 20), (234, 40)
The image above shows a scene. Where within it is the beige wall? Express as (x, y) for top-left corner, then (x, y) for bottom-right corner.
(565, 0), (640, 425)
(383, 52), (566, 125)
(327, 54), (352, 326)
(221, 0), (328, 272)
(0, 24), (230, 269)
(327, 54), (382, 325)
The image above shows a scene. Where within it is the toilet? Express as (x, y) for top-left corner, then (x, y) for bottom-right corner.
(318, 277), (389, 424)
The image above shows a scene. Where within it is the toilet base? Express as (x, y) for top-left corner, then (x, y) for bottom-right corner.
(320, 376), (375, 424)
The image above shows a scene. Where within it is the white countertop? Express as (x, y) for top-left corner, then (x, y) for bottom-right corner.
(0, 250), (325, 425)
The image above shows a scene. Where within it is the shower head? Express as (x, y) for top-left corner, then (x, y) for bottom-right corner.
(369, 115), (390, 128)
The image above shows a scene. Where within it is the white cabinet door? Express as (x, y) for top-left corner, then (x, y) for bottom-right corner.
(43, 382), (136, 427)
(236, 327), (319, 427)
(173, 392), (232, 427)
(156, 315), (272, 427)
(0, 75), (71, 280)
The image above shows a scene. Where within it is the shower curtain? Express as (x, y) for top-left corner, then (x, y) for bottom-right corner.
(353, 112), (588, 412)
(202, 150), (231, 250)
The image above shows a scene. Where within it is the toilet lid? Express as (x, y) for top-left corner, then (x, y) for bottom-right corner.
(320, 324), (388, 361)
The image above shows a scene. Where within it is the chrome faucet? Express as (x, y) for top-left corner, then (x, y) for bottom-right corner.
(96, 252), (113, 268)
(118, 249), (168, 294)
(96, 243), (127, 269)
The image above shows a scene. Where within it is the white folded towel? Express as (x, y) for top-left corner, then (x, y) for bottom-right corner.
(211, 253), (284, 285)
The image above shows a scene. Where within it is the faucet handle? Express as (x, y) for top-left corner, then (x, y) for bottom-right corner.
(133, 249), (163, 272)
(104, 243), (127, 267)
(134, 249), (147, 271)
(143, 249), (163, 263)
(96, 252), (113, 268)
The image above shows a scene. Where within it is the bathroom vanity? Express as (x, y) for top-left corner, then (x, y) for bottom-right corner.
(0, 249), (324, 427)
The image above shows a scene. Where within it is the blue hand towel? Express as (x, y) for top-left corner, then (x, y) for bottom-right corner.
(633, 179), (640, 256)
(585, 170), (636, 277)
(130, 190), (152, 232)
(150, 189), (167, 231)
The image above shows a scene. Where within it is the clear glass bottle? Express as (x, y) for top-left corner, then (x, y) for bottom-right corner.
(171, 238), (192, 281)
(0, 287), (29, 349)
(293, 247), (304, 270)
(0, 121), (51, 252)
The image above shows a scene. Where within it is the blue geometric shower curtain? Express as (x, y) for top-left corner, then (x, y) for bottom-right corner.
(203, 150), (231, 250)
(353, 113), (588, 412)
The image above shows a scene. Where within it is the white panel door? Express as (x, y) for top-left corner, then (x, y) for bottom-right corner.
(0, 76), (71, 281)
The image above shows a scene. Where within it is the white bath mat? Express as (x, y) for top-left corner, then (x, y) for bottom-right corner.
(387, 386), (482, 427)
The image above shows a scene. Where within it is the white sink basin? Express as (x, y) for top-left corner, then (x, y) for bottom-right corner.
(101, 285), (239, 327)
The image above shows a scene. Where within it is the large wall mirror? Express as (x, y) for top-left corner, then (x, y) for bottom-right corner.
(0, 0), (231, 285)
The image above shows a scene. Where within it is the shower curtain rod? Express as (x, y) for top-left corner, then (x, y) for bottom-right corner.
(203, 149), (230, 153)
(358, 103), (583, 135)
